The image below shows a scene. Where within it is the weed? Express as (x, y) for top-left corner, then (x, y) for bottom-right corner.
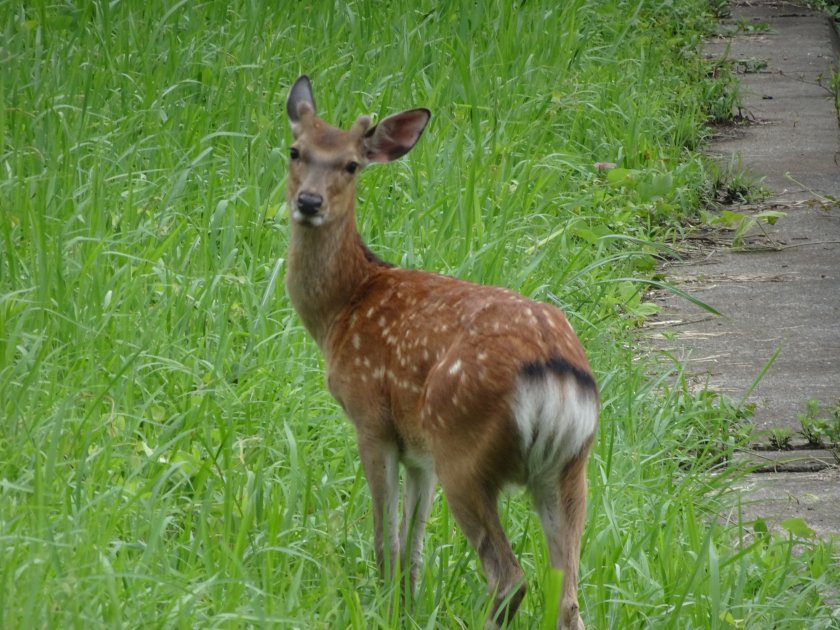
(702, 59), (743, 123)
(768, 427), (795, 450)
(833, 66), (840, 111)
(733, 57), (769, 74)
(798, 399), (840, 447)
(807, 0), (840, 25)
(702, 207), (786, 248)
(734, 19), (770, 34)
(700, 159), (784, 248)
(708, 157), (770, 205)
(708, 0), (731, 18)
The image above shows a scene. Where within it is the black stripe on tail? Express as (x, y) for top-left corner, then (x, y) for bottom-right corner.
(521, 356), (598, 393)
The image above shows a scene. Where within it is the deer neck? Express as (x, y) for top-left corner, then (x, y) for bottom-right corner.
(285, 208), (375, 349)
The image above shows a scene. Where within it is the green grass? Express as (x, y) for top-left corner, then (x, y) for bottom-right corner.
(2, 0), (838, 628)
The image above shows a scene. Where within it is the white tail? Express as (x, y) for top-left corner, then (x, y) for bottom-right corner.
(284, 75), (597, 630)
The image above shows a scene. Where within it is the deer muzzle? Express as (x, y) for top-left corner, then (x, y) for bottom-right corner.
(296, 191), (323, 217)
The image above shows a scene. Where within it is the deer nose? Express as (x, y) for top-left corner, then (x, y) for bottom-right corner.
(297, 192), (323, 216)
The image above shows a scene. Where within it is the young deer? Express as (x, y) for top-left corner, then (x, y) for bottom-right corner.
(284, 75), (598, 630)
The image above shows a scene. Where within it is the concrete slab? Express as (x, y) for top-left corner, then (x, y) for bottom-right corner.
(705, 2), (840, 200)
(646, 207), (840, 434)
(727, 469), (840, 540)
(646, 0), (840, 537)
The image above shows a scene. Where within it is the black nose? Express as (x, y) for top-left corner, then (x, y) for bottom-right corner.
(297, 192), (323, 216)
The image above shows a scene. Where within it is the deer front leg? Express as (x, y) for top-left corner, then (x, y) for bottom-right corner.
(357, 437), (401, 581)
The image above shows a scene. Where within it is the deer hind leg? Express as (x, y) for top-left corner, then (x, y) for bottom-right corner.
(399, 461), (436, 594)
(438, 473), (526, 629)
(532, 448), (589, 630)
(357, 437), (401, 582)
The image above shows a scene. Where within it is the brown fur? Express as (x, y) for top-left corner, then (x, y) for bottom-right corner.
(284, 76), (596, 629)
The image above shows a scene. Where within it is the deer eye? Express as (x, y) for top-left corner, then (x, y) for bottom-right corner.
(345, 161), (359, 175)
(289, 147), (300, 160)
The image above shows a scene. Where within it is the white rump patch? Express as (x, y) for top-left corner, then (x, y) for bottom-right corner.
(511, 374), (598, 484)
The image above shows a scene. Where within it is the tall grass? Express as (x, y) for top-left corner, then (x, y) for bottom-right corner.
(1, 0), (837, 628)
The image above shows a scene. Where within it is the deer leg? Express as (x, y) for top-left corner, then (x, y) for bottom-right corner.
(439, 476), (526, 629)
(399, 463), (436, 594)
(357, 438), (401, 582)
(533, 451), (589, 630)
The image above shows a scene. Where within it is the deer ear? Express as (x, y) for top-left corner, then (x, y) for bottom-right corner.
(287, 75), (316, 125)
(363, 108), (431, 163)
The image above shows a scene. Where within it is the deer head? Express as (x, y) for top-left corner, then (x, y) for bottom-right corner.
(285, 75), (430, 228)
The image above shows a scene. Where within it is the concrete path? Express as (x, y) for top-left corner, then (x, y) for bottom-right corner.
(645, 0), (840, 538)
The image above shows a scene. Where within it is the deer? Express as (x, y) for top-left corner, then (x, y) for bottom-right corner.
(284, 75), (598, 630)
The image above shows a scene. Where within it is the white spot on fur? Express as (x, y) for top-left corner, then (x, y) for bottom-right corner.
(448, 359), (462, 376)
(352, 334), (361, 350)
